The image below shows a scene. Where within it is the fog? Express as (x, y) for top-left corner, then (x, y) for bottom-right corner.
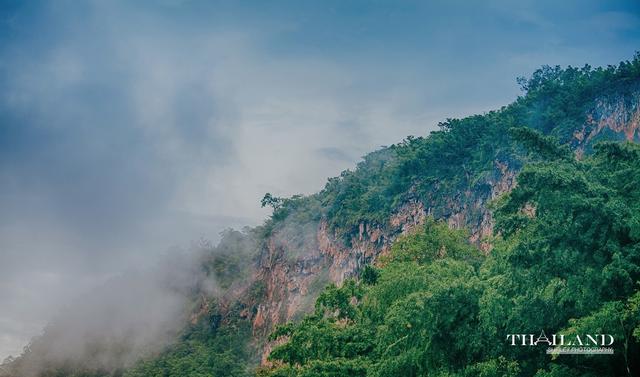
(2, 248), (221, 375)
(1, 0), (638, 363)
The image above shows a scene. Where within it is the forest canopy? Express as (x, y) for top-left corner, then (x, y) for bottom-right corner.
(259, 135), (640, 377)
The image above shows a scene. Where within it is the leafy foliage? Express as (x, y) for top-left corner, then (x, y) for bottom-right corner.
(261, 137), (640, 376)
(381, 217), (479, 266)
(6, 55), (640, 377)
(125, 303), (252, 377)
(126, 54), (640, 377)
(272, 53), (640, 241)
(200, 228), (260, 290)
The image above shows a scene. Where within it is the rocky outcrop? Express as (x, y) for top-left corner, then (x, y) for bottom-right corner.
(248, 87), (640, 364)
(250, 200), (430, 362)
(573, 88), (640, 150)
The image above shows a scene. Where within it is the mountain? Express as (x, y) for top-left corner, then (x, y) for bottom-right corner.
(248, 56), (640, 363)
(2, 55), (640, 377)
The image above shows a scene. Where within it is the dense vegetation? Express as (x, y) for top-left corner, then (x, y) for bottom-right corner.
(259, 132), (640, 376)
(0, 229), (261, 377)
(123, 229), (261, 377)
(124, 303), (252, 377)
(265, 54), (640, 243)
(3, 55), (640, 377)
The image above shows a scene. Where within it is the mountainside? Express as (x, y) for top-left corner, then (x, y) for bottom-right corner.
(247, 57), (640, 362)
(3, 55), (640, 377)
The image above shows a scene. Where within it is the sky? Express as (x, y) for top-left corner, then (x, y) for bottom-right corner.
(0, 0), (639, 361)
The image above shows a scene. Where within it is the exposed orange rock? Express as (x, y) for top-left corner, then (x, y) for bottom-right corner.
(248, 90), (640, 365)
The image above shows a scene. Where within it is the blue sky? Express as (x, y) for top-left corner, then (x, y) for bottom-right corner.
(0, 0), (638, 359)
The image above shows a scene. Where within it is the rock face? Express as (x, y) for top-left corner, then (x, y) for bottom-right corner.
(249, 88), (640, 363)
(574, 87), (640, 149)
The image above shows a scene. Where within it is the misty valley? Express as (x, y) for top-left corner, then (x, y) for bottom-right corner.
(1, 2), (640, 376)
(3, 55), (640, 377)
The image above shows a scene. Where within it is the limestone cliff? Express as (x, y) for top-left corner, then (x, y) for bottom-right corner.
(242, 85), (640, 364)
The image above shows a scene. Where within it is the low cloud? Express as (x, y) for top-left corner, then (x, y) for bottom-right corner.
(3, 249), (216, 376)
(0, 0), (637, 363)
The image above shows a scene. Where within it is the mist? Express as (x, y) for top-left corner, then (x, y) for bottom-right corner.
(1, 247), (224, 376)
(1, 0), (638, 364)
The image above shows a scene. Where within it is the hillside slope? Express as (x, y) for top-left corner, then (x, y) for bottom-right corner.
(247, 56), (640, 362)
(3, 55), (640, 377)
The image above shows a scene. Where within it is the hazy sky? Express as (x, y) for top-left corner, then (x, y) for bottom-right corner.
(1, 0), (639, 360)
